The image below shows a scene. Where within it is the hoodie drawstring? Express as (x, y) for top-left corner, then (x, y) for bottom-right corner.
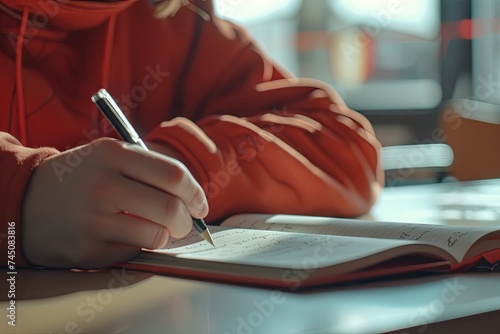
(15, 6), (28, 146)
(101, 14), (116, 89)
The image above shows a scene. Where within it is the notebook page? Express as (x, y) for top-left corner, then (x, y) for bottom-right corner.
(151, 228), (439, 269)
(221, 214), (498, 262)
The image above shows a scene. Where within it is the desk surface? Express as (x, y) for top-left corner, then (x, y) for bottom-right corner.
(2, 179), (500, 334)
(365, 178), (500, 227)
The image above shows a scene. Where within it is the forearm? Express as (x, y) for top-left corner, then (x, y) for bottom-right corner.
(145, 107), (382, 221)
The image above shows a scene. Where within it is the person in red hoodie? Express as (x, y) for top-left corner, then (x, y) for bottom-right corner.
(0, 0), (383, 269)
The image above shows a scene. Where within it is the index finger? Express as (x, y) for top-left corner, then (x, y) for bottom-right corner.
(108, 142), (209, 218)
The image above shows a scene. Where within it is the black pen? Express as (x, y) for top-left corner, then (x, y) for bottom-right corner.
(91, 88), (215, 247)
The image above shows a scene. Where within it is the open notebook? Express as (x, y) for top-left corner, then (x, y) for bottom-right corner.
(123, 214), (500, 289)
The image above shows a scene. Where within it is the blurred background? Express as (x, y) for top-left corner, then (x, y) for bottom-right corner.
(213, 0), (500, 186)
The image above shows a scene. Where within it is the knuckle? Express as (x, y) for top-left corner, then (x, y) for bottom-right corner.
(166, 161), (187, 185)
(165, 162), (198, 201)
(93, 137), (117, 146)
(93, 138), (121, 156)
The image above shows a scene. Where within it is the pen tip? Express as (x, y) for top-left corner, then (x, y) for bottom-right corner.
(200, 229), (215, 247)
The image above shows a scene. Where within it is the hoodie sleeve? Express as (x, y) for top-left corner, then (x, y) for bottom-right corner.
(145, 2), (384, 221)
(0, 132), (59, 266)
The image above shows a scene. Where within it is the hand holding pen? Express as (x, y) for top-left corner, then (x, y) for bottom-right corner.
(92, 88), (215, 247)
(22, 124), (212, 269)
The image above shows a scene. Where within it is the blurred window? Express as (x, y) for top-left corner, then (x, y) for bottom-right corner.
(215, 0), (442, 111)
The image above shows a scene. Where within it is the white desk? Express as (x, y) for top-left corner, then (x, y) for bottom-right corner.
(2, 180), (500, 334)
(365, 178), (500, 227)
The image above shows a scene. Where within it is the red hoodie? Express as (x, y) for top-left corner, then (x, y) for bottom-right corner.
(0, 0), (383, 266)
